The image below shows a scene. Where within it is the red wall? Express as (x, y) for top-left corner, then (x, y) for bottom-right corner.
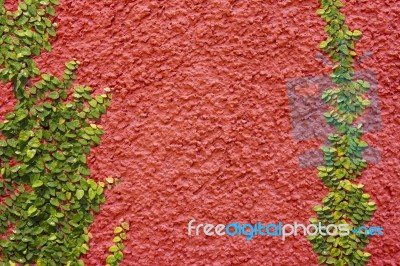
(1, 0), (399, 265)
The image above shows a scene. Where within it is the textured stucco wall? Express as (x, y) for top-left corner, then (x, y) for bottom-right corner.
(1, 0), (399, 265)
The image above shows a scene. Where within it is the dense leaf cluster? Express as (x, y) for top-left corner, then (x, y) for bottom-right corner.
(0, 0), (112, 265)
(309, 1), (376, 266)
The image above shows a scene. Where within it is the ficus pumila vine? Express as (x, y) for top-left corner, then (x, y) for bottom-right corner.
(308, 0), (377, 265)
(0, 0), (116, 265)
(106, 221), (129, 266)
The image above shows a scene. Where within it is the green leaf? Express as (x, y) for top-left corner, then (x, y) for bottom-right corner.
(121, 222), (130, 230)
(27, 206), (37, 215)
(83, 187), (93, 199)
(114, 226), (123, 234)
(359, 141), (368, 148)
(50, 198), (59, 207)
(49, 91), (60, 100)
(335, 169), (346, 179)
(317, 256), (326, 264)
(89, 99), (97, 107)
(26, 149), (37, 160)
(109, 245), (119, 253)
(106, 255), (116, 264)
(115, 251), (124, 260)
(15, 108), (29, 122)
(320, 41), (328, 49)
(362, 194), (370, 199)
(113, 236), (121, 243)
(339, 45), (348, 54)
(342, 158), (351, 169)
(326, 257), (337, 264)
(19, 2), (28, 10)
(0, 140), (8, 147)
(76, 189), (84, 200)
(353, 30), (362, 37)
(32, 180), (44, 188)
(341, 180), (352, 191)
(337, 259), (345, 266)
(334, 1), (343, 8)
(312, 205), (322, 212)
(327, 236), (335, 243)
(331, 248), (341, 257)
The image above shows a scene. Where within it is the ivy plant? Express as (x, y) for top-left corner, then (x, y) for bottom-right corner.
(106, 222), (129, 266)
(308, 1), (376, 266)
(0, 0), (114, 265)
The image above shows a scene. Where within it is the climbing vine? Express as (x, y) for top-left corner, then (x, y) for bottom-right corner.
(106, 221), (129, 266)
(0, 0), (114, 265)
(308, 0), (377, 265)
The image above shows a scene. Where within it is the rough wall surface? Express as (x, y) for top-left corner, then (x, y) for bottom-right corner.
(0, 0), (399, 265)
